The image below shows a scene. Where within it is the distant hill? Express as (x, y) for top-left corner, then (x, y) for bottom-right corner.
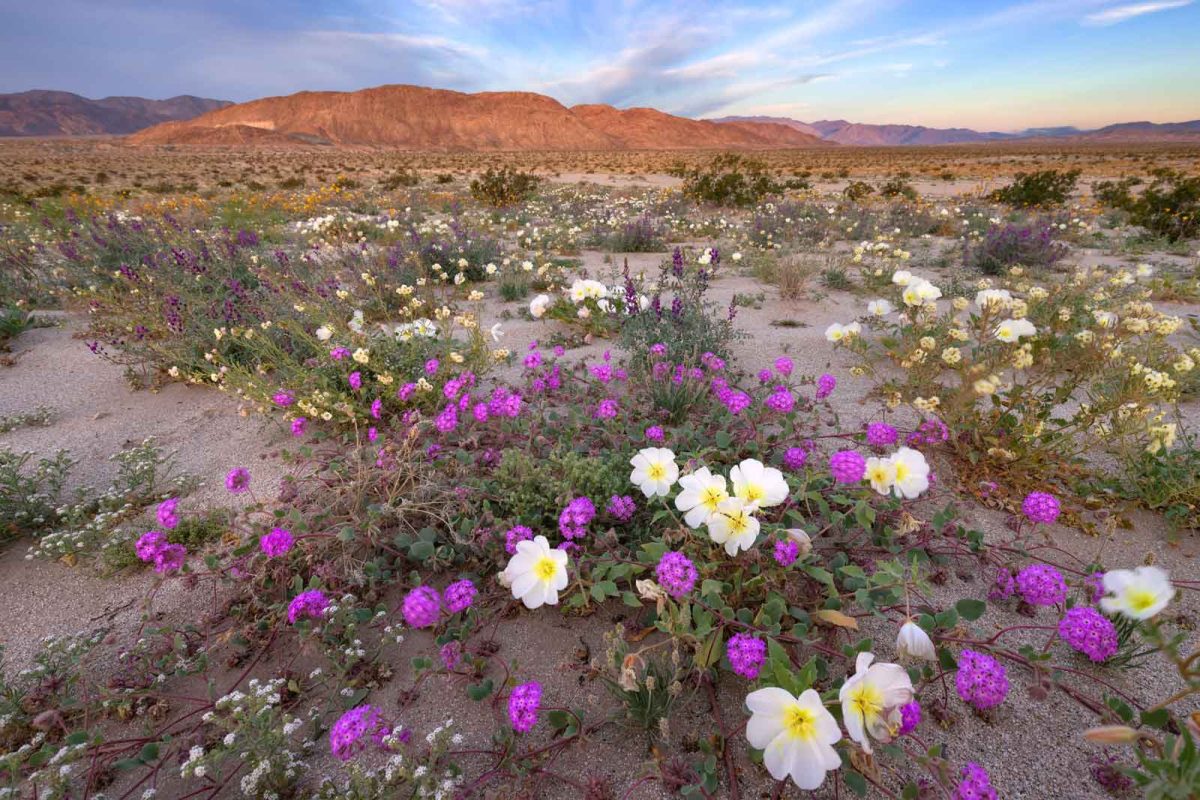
(711, 115), (1200, 145)
(0, 90), (230, 136)
(128, 84), (832, 150)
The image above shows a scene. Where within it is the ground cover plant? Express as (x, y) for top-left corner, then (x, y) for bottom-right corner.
(0, 148), (1198, 800)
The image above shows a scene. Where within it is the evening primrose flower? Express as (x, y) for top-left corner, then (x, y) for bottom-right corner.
(975, 289), (1012, 310)
(839, 652), (914, 754)
(889, 447), (931, 499)
(867, 299), (893, 316)
(1099, 566), (1173, 620)
(729, 458), (788, 510)
(674, 467), (729, 528)
(892, 270), (914, 286)
(630, 447), (679, 498)
(529, 294), (550, 318)
(825, 322), (861, 343)
(315, 325), (333, 341)
(502, 535), (569, 610)
(864, 457), (896, 495)
(896, 620), (936, 661)
(995, 318), (1036, 343)
(706, 497), (760, 555)
(745, 687), (842, 790)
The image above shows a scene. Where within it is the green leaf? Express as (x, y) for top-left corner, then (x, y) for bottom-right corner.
(844, 771), (868, 796)
(955, 598), (986, 621)
(467, 679), (494, 701)
(138, 742), (160, 764)
(1140, 708), (1169, 730)
(409, 541), (435, 561)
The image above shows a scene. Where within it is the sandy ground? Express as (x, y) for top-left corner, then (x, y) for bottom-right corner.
(0, 233), (1197, 797)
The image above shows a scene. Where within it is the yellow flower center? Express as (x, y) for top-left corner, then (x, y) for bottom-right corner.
(1125, 588), (1157, 614)
(847, 681), (884, 725)
(725, 510), (749, 535)
(867, 465), (890, 484)
(998, 326), (1012, 339)
(894, 462), (910, 483)
(534, 556), (558, 581)
(700, 486), (726, 511)
(647, 463), (666, 481)
(743, 483), (765, 504)
(783, 705), (816, 741)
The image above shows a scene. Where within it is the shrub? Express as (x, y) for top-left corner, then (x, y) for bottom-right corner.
(964, 221), (1068, 275)
(991, 169), (1080, 207)
(879, 177), (917, 201)
(1096, 169), (1200, 242)
(673, 154), (782, 207)
(842, 180), (874, 202)
(599, 214), (665, 252)
(470, 167), (540, 207)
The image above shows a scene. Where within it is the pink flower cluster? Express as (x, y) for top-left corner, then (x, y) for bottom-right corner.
(135, 531), (187, 574)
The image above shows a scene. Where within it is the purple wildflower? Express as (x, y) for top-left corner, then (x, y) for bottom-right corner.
(1022, 492), (1061, 525)
(783, 447), (808, 471)
(272, 390), (295, 407)
(1085, 571), (1105, 604)
(291, 417), (307, 437)
(1016, 563), (1067, 606)
(260, 527), (294, 557)
(153, 544), (187, 574)
(508, 681), (542, 733)
(645, 425), (665, 442)
(593, 398), (619, 420)
(607, 494), (636, 522)
(815, 373), (837, 399)
(443, 579), (477, 614)
(440, 641), (463, 670)
(424, 358), (440, 375)
(829, 450), (866, 483)
(774, 356), (794, 376)
(955, 649), (1009, 710)
(225, 467), (251, 494)
(1058, 607), (1118, 662)
(559, 497), (596, 540)
(136, 530), (168, 561)
(348, 371), (362, 391)
(765, 388), (796, 413)
(773, 538), (800, 566)
(726, 633), (767, 680)
(156, 498), (179, 530)
(898, 701), (921, 736)
(990, 568), (1016, 601)
(504, 525), (533, 555)
(329, 705), (388, 761)
(287, 589), (329, 624)
(402, 586), (441, 628)
(866, 422), (898, 448)
(955, 763), (998, 800)
(655, 551), (698, 598)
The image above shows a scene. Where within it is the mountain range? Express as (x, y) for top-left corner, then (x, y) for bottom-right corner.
(710, 115), (1200, 145)
(3, 85), (1197, 148)
(0, 90), (230, 137)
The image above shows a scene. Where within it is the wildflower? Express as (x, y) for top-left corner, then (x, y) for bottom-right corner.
(765, 387), (795, 413)
(558, 496), (596, 540)
(896, 620), (936, 661)
(655, 551), (698, 598)
(1099, 566), (1173, 620)
(260, 527), (294, 557)
(892, 270), (913, 286)
(402, 586), (442, 628)
(153, 543), (186, 574)
(630, 447), (679, 498)
(1085, 571), (1105, 603)
(593, 398), (619, 420)
(291, 417), (307, 437)
(744, 687), (842, 790)
(330, 705), (388, 761)
(225, 467), (251, 494)
(156, 498), (179, 530)
(774, 356), (794, 375)
(503, 535), (569, 609)
(840, 652), (914, 753)
(825, 322), (857, 343)
(272, 390), (295, 407)
(287, 590), (329, 624)
(773, 537), (799, 566)
(955, 649), (1008, 710)
(782, 446), (808, 471)
(443, 579), (477, 614)
(136, 530), (168, 561)
(1022, 492), (1060, 524)
(1016, 563), (1067, 606)
(868, 299), (893, 316)
(504, 525), (533, 554)
(730, 458), (788, 510)
(889, 448), (930, 498)
(955, 762), (998, 800)
(975, 288), (1012, 309)
(864, 457), (896, 495)
(866, 422), (898, 448)
(726, 633), (767, 679)
(645, 425), (665, 442)
(508, 681), (542, 733)
(829, 450), (866, 483)
(995, 318), (1037, 342)
(815, 373), (837, 399)
(440, 641), (463, 670)
(348, 372), (363, 391)
(606, 494), (636, 522)
(898, 701), (921, 736)
(315, 325), (333, 341)
(706, 497), (760, 555)
(1058, 607), (1118, 662)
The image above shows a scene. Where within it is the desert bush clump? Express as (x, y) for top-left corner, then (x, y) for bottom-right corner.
(1096, 169), (1200, 242)
(674, 154), (782, 207)
(965, 220), (1068, 275)
(470, 166), (540, 207)
(991, 168), (1080, 207)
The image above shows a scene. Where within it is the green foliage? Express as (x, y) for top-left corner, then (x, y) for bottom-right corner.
(0, 304), (37, 347)
(674, 154), (782, 207)
(991, 169), (1080, 207)
(485, 447), (629, 530)
(1096, 169), (1200, 242)
(878, 178), (917, 200)
(842, 180), (874, 202)
(469, 167), (540, 207)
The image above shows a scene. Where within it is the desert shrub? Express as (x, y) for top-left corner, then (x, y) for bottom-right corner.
(0, 304), (36, 348)
(1098, 169), (1200, 242)
(470, 167), (540, 207)
(964, 221), (1068, 275)
(842, 180), (874, 202)
(755, 253), (819, 301)
(990, 169), (1080, 207)
(379, 170), (419, 191)
(673, 154), (781, 207)
(878, 177), (917, 200)
(598, 213), (665, 252)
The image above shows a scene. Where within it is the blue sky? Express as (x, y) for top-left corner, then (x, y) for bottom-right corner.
(1, 0), (1197, 130)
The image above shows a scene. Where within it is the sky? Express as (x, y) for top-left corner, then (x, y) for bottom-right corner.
(1, 0), (1197, 131)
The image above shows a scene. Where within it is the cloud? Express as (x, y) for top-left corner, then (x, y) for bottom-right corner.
(1082, 0), (1192, 25)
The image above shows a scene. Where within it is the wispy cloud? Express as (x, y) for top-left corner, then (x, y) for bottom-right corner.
(1082, 0), (1192, 25)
